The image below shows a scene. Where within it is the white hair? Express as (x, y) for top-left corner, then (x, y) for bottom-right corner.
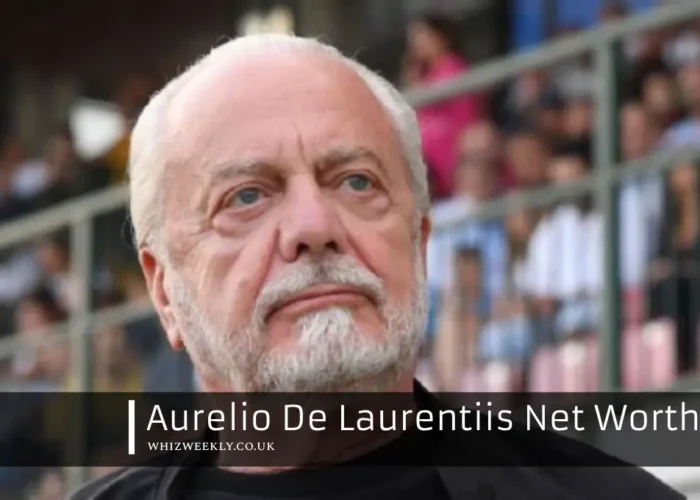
(128, 34), (429, 253)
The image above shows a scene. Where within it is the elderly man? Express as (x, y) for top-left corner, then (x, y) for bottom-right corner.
(71, 35), (682, 500)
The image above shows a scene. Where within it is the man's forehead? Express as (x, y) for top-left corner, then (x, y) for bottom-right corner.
(162, 51), (401, 178)
(168, 50), (382, 131)
(162, 50), (395, 166)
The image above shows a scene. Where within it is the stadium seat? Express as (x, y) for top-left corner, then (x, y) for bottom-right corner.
(458, 362), (523, 392)
(558, 336), (599, 392)
(622, 287), (645, 328)
(480, 361), (523, 392)
(622, 319), (676, 390)
(529, 345), (560, 392)
(529, 336), (599, 392)
(458, 366), (483, 392)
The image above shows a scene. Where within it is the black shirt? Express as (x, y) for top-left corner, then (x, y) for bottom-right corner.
(189, 466), (449, 500)
(185, 418), (451, 500)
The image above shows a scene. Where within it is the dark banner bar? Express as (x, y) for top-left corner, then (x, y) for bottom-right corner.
(1, 391), (699, 467)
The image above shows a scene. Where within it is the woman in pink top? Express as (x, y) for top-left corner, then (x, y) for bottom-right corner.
(404, 14), (483, 200)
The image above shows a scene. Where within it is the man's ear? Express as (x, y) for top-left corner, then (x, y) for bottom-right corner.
(419, 214), (431, 277)
(139, 247), (184, 350)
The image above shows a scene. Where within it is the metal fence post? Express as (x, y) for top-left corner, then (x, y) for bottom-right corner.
(594, 39), (623, 392)
(65, 217), (95, 491)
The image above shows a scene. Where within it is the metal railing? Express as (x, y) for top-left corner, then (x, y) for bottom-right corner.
(1, 0), (700, 490)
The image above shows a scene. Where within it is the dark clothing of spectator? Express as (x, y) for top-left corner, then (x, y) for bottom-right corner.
(648, 168), (700, 373)
(649, 209), (700, 373)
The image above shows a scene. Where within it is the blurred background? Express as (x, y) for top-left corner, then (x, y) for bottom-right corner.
(1, 0), (700, 497)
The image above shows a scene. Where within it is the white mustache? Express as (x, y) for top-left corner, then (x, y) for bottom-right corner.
(253, 254), (386, 328)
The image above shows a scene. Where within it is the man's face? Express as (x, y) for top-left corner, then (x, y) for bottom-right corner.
(141, 52), (429, 392)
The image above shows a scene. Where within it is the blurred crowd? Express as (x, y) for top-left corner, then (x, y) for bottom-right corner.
(0, 3), (700, 498)
(0, 74), (195, 397)
(0, 76), (195, 499)
(409, 7), (700, 392)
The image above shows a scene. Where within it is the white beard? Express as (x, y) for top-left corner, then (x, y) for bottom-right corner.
(165, 241), (427, 392)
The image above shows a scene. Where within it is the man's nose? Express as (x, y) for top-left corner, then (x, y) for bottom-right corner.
(278, 182), (344, 261)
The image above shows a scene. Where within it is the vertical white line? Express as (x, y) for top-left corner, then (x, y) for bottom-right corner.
(128, 399), (135, 455)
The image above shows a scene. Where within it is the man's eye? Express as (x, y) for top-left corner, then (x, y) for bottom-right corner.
(342, 174), (373, 192)
(229, 187), (263, 207)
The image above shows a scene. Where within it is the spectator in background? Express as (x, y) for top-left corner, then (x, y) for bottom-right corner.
(478, 208), (538, 363)
(33, 231), (112, 312)
(86, 321), (142, 391)
(663, 19), (700, 71)
(563, 98), (593, 141)
(10, 129), (71, 204)
(0, 137), (33, 222)
(458, 120), (501, 166)
(479, 294), (534, 363)
(505, 208), (540, 297)
(560, 98), (593, 164)
(502, 69), (552, 129)
(642, 70), (682, 130)
(453, 247), (490, 319)
(649, 160), (700, 374)
(504, 130), (549, 190)
(458, 120), (514, 189)
(432, 246), (486, 389)
(525, 150), (602, 339)
(12, 127), (110, 213)
(619, 102), (664, 288)
(532, 89), (567, 151)
(62, 293), (141, 391)
(437, 144), (506, 293)
(9, 288), (68, 389)
(0, 247), (41, 322)
(33, 233), (75, 312)
(403, 13), (482, 200)
(550, 30), (596, 102)
(625, 29), (672, 101)
(663, 48), (700, 150)
(425, 146), (506, 346)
